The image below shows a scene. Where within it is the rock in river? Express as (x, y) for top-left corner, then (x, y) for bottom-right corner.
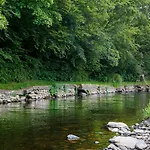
(67, 134), (80, 140)
(107, 122), (130, 133)
(109, 136), (147, 149)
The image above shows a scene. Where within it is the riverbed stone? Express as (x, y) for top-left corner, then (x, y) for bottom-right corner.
(134, 129), (145, 133)
(116, 88), (124, 93)
(135, 140), (147, 149)
(107, 122), (129, 129)
(109, 136), (142, 149)
(143, 119), (150, 126)
(67, 134), (80, 140)
(107, 143), (121, 150)
(107, 122), (130, 133)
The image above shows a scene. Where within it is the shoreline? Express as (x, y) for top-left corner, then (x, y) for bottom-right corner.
(0, 83), (149, 104)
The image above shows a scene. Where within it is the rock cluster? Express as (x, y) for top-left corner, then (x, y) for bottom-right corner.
(0, 84), (149, 104)
(0, 86), (50, 104)
(23, 86), (50, 102)
(105, 119), (150, 150)
(0, 93), (21, 104)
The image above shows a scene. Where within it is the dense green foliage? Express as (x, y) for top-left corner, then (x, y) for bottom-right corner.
(0, 0), (7, 29)
(0, 0), (150, 83)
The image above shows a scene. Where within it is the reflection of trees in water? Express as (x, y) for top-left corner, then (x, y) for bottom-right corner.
(75, 96), (83, 108)
(0, 93), (150, 150)
(49, 99), (58, 110)
(47, 93), (150, 128)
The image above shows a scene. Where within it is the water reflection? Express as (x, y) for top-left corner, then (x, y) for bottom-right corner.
(0, 92), (150, 150)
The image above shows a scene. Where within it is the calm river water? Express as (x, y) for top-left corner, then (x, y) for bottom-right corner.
(0, 92), (150, 150)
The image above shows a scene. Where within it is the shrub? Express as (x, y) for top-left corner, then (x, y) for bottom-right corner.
(111, 73), (123, 83)
(143, 103), (150, 119)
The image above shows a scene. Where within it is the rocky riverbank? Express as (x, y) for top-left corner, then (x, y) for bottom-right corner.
(105, 119), (150, 150)
(0, 84), (149, 104)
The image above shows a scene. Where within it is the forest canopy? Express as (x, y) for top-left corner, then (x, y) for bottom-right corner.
(0, 0), (150, 83)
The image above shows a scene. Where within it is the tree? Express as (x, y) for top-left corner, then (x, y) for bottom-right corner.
(101, 0), (150, 81)
(0, 0), (150, 82)
(0, 0), (7, 29)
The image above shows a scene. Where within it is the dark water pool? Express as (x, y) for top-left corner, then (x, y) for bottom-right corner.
(0, 92), (150, 150)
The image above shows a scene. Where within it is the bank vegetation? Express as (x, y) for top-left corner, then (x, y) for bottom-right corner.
(0, 0), (150, 83)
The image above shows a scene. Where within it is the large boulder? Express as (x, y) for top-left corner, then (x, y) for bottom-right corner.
(109, 136), (147, 149)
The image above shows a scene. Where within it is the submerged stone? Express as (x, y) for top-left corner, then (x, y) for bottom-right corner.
(67, 134), (80, 140)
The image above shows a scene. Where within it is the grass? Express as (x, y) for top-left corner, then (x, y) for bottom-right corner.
(0, 80), (54, 90)
(143, 102), (150, 119)
(0, 80), (149, 90)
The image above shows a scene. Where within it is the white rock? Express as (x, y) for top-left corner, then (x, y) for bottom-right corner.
(109, 127), (119, 133)
(109, 136), (147, 149)
(20, 97), (26, 101)
(135, 140), (147, 150)
(67, 134), (80, 140)
(15, 95), (20, 100)
(94, 141), (99, 144)
(107, 144), (121, 150)
(109, 136), (136, 149)
(134, 129), (145, 133)
(107, 122), (130, 130)
(107, 122), (130, 133)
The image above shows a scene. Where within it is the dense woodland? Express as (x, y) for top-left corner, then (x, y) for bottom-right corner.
(0, 0), (150, 83)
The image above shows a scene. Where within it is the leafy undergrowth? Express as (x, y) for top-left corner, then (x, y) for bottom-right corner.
(0, 80), (148, 90)
(0, 80), (53, 90)
(143, 103), (150, 119)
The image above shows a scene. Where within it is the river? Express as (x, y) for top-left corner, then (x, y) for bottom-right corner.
(0, 92), (150, 150)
